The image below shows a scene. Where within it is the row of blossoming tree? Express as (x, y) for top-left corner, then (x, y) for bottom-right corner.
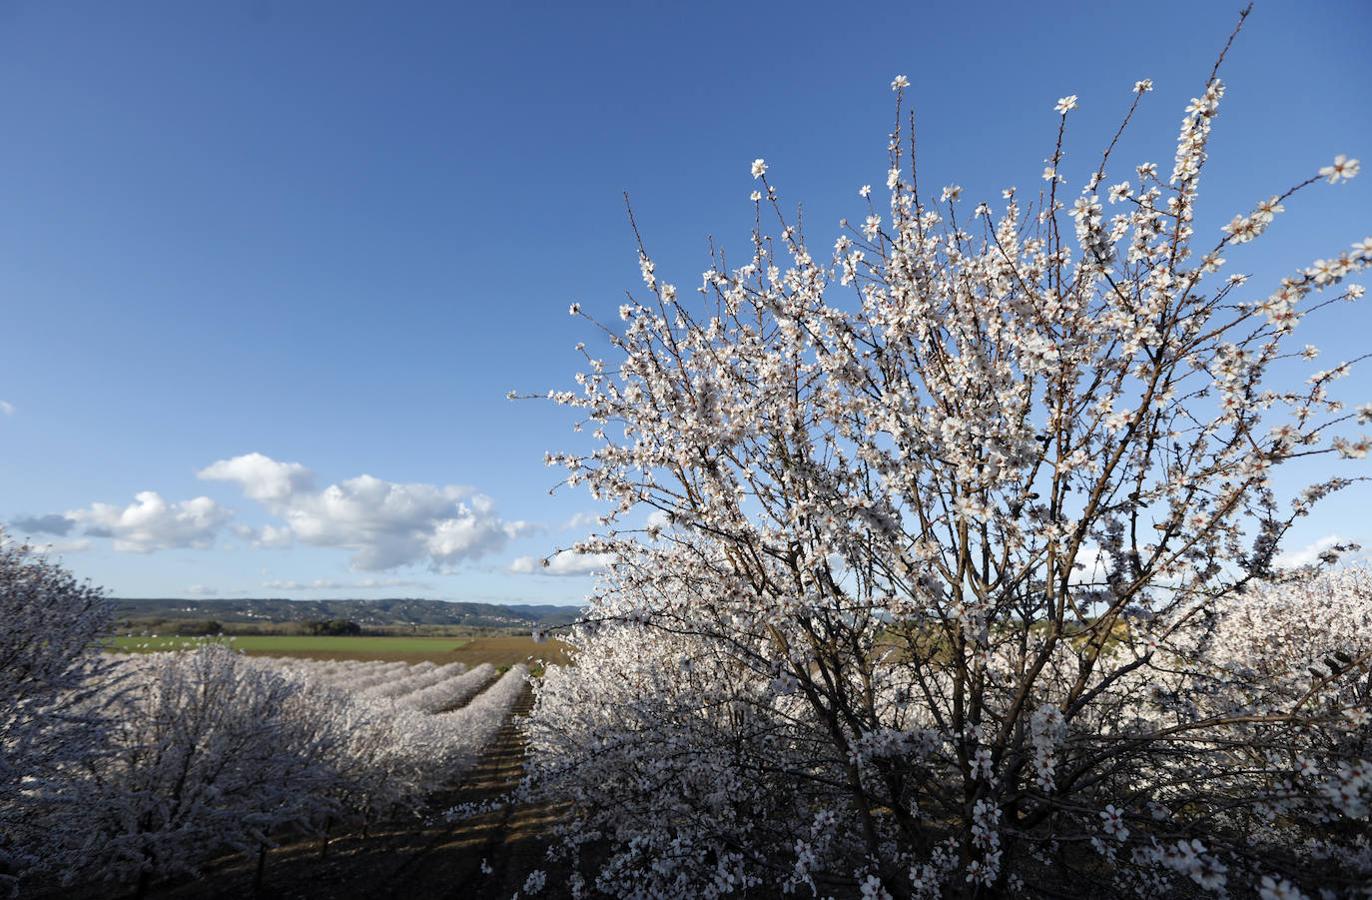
(525, 9), (1371, 898)
(0, 533), (528, 897)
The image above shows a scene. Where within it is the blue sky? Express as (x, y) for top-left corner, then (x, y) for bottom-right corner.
(1, 1), (1368, 603)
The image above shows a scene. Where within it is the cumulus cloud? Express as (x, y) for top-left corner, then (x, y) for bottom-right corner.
(25, 453), (531, 567)
(201, 453), (533, 571)
(66, 491), (232, 553)
(232, 523), (294, 548)
(0, 400), (14, 416)
(1275, 534), (1365, 569)
(199, 452), (314, 502)
(510, 549), (615, 577)
(187, 584), (219, 597)
(262, 577), (430, 591)
(10, 513), (77, 536)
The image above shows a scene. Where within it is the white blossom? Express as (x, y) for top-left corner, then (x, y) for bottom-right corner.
(1319, 154), (1359, 184)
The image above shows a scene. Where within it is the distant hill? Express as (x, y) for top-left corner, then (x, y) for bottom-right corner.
(111, 597), (584, 630)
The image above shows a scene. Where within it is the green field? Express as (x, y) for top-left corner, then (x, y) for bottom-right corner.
(104, 633), (569, 668)
(107, 634), (469, 659)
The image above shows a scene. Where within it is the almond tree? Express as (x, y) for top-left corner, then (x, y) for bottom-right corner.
(0, 529), (110, 894)
(529, 10), (1371, 897)
(56, 646), (343, 897)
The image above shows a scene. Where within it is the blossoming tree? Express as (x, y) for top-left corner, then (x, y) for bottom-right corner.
(56, 646), (345, 897)
(0, 530), (111, 893)
(529, 9), (1371, 897)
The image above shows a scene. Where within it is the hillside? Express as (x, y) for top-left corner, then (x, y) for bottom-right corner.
(111, 597), (584, 630)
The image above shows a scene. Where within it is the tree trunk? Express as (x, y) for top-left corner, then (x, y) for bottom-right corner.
(252, 842), (268, 896)
(318, 818), (333, 859)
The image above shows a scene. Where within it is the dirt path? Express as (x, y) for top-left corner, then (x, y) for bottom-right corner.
(368, 687), (571, 899)
(140, 686), (570, 900)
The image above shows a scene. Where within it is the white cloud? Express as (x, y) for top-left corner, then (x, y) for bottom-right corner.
(280, 476), (512, 570)
(511, 549), (615, 577)
(201, 453), (532, 571)
(563, 511), (602, 531)
(33, 453), (530, 568)
(187, 584), (219, 597)
(232, 523), (294, 548)
(31, 538), (92, 555)
(1068, 545), (1107, 585)
(67, 491), (231, 553)
(0, 400), (14, 416)
(1275, 534), (1364, 569)
(199, 452), (313, 502)
(262, 577), (430, 591)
